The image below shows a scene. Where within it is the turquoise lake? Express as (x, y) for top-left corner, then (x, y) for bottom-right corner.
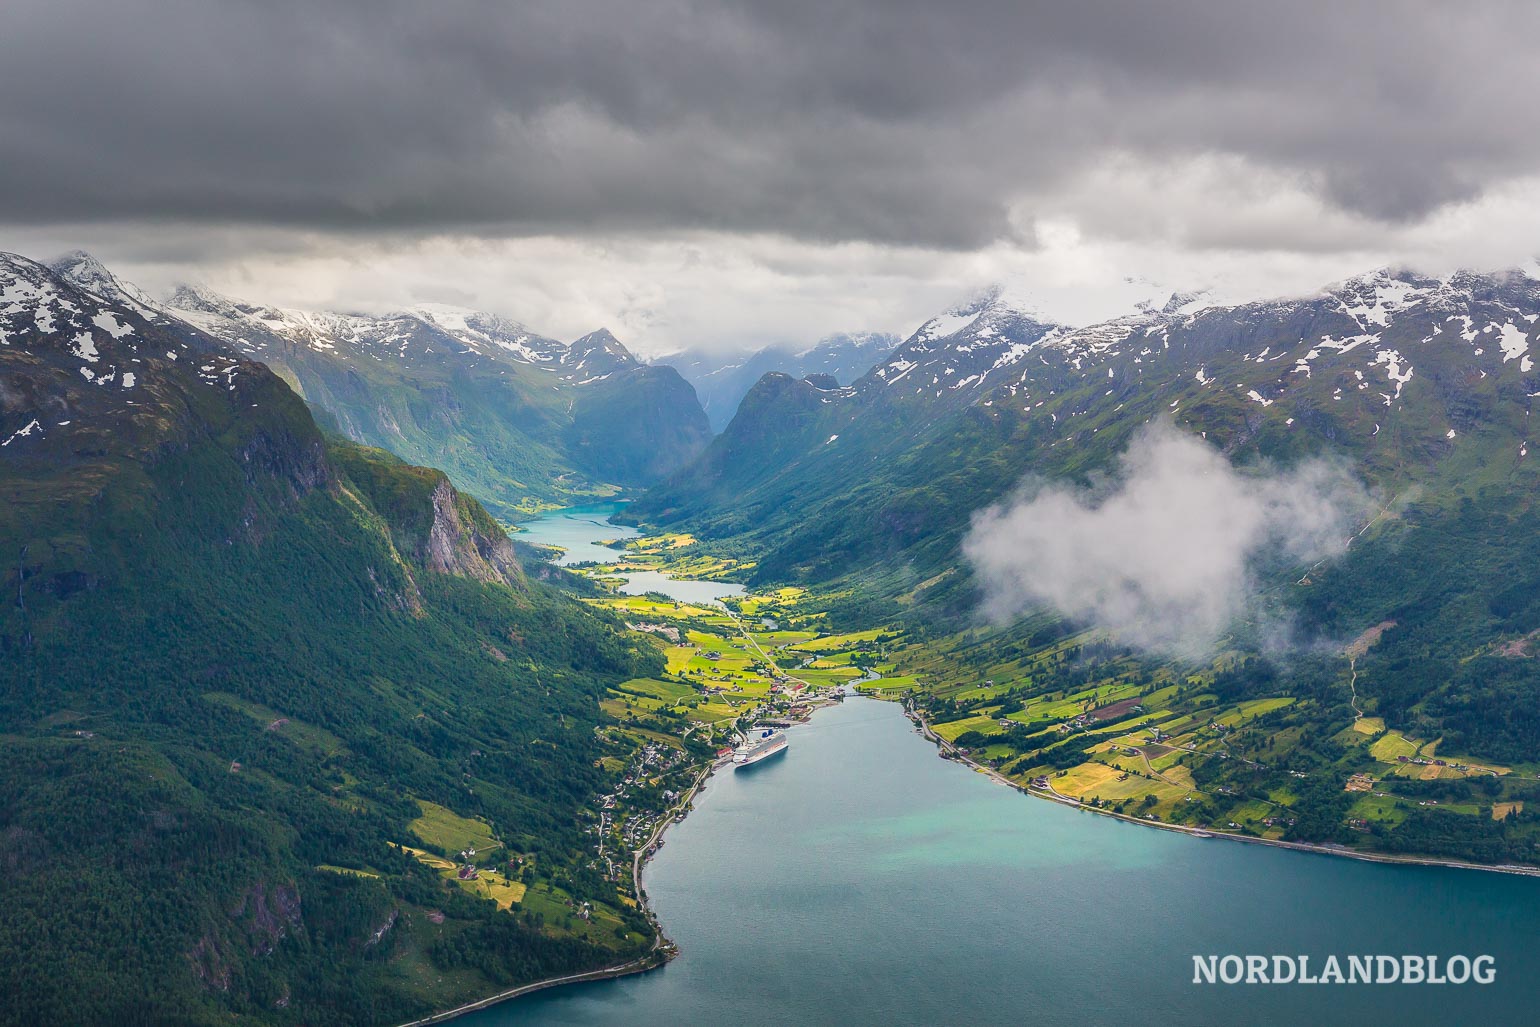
(514, 504), (745, 605)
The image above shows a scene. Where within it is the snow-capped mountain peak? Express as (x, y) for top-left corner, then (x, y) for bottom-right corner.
(48, 250), (165, 321)
(405, 303), (567, 364)
(0, 251), (243, 422)
(1157, 289), (1216, 317)
(562, 328), (640, 381)
(1319, 267), (1439, 330)
(911, 284), (1049, 345)
(866, 284), (1061, 397)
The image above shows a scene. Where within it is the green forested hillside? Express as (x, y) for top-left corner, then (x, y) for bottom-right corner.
(0, 255), (664, 1025)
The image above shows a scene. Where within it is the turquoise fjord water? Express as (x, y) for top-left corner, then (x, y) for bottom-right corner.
(515, 504), (744, 605)
(490, 508), (1540, 1026)
(471, 699), (1540, 1027)
(513, 504), (642, 566)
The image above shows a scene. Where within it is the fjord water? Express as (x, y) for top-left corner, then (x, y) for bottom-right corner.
(494, 507), (1540, 1024)
(470, 695), (1540, 1026)
(515, 504), (745, 605)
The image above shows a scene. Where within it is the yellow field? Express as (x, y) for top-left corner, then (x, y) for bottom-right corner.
(395, 843), (454, 871)
(394, 844), (525, 908)
(1053, 762), (1122, 794)
(1160, 764), (1197, 789)
(1053, 763), (1192, 804)
(1353, 717), (1386, 735)
(627, 532), (698, 551)
(466, 875), (527, 910)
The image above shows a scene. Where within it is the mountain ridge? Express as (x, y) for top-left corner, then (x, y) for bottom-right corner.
(47, 253), (712, 517)
(635, 261), (1540, 585)
(665, 330), (900, 431)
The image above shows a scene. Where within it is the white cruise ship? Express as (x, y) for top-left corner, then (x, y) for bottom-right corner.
(733, 727), (788, 768)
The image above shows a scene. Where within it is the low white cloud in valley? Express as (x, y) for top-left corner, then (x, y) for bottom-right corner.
(962, 421), (1373, 659)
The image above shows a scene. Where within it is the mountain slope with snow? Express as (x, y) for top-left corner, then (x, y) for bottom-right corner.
(48, 254), (711, 516)
(636, 264), (1540, 581)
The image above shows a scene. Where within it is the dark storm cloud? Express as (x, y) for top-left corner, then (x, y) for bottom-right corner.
(3, 0), (1536, 248)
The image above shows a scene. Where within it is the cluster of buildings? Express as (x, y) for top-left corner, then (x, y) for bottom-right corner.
(588, 742), (691, 882)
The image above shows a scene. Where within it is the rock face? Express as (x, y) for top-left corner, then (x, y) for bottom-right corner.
(233, 882), (304, 957)
(426, 479), (523, 587)
(0, 251), (331, 528)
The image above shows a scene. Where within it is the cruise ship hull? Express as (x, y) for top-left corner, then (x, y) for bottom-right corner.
(733, 732), (788, 769)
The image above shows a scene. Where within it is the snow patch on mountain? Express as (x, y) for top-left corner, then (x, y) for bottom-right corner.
(91, 311), (134, 339)
(1495, 322), (1529, 364)
(2, 418), (41, 447)
(71, 332), (99, 363)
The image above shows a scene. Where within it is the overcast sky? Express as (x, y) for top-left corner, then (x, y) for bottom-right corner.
(5, 0), (1540, 355)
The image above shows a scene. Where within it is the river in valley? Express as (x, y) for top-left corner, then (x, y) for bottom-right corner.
(483, 507), (1540, 1025)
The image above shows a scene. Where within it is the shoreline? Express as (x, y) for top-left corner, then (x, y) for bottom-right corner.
(397, 689), (838, 1027)
(400, 678), (1537, 1027)
(396, 760), (711, 1027)
(393, 950), (671, 1027)
(888, 693), (1540, 881)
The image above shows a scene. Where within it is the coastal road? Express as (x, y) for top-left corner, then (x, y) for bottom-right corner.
(634, 761), (713, 904)
(394, 950), (667, 1027)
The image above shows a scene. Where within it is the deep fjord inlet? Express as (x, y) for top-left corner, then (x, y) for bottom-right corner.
(8, 3), (1540, 1024)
